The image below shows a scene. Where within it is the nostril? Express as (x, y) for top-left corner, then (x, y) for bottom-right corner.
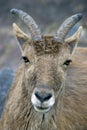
(44, 93), (52, 101)
(35, 91), (52, 102)
(35, 91), (42, 101)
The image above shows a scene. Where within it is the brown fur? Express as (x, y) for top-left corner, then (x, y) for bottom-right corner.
(0, 25), (87, 130)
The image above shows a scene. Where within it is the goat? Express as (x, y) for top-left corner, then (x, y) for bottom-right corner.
(0, 9), (87, 130)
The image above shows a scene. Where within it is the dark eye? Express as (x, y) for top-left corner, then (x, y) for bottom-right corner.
(63, 59), (72, 66)
(22, 56), (30, 64)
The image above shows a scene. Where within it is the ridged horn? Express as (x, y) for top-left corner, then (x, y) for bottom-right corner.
(10, 8), (42, 41)
(54, 13), (83, 42)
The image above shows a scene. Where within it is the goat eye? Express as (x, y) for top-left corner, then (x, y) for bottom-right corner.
(22, 56), (30, 64)
(63, 59), (72, 66)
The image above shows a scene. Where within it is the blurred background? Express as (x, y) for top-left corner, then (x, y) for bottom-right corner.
(0, 0), (87, 117)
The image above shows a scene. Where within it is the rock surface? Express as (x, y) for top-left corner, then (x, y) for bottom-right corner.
(0, 68), (14, 117)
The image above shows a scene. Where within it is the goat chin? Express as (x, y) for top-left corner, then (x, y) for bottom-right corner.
(33, 105), (51, 113)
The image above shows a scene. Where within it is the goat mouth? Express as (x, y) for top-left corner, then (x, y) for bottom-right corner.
(33, 105), (51, 113)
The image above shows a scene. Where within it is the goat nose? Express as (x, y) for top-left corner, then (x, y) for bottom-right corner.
(35, 91), (52, 102)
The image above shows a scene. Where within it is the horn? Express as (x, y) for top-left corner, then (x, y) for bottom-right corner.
(54, 13), (83, 42)
(10, 8), (42, 41)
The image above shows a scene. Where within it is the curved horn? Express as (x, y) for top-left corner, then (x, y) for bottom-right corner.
(10, 8), (42, 41)
(54, 13), (83, 42)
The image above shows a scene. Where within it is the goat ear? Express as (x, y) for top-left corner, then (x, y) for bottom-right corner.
(65, 26), (82, 54)
(13, 23), (30, 51)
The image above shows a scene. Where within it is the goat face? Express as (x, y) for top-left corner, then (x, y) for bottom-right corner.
(30, 37), (70, 113)
(11, 9), (82, 113)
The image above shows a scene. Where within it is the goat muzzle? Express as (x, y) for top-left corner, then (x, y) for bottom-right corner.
(31, 86), (55, 113)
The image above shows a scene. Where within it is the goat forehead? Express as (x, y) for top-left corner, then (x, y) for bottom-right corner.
(33, 36), (65, 55)
(23, 36), (69, 59)
(35, 48), (69, 65)
(35, 55), (58, 68)
(34, 56), (62, 80)
(23, 39), (70, 68)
